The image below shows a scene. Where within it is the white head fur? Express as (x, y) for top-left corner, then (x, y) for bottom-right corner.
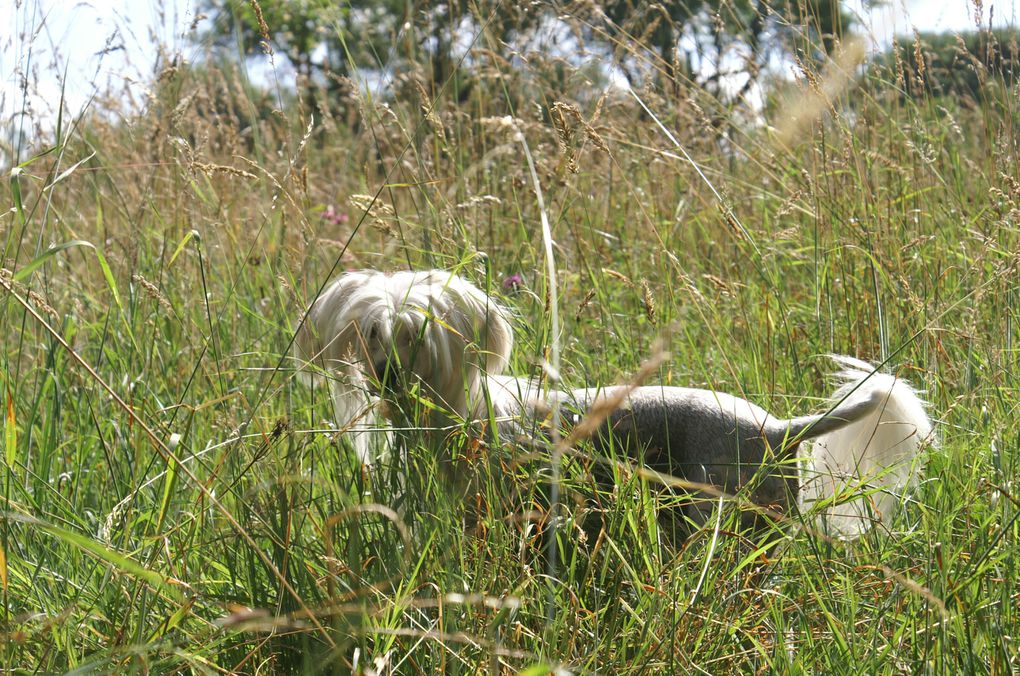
(294, 269), (515, 460)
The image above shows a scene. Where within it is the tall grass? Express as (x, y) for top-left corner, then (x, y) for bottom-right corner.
(2, 2), (1018, 672)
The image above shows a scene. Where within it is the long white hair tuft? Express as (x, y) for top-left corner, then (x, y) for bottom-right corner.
(800, 355), (935, 535)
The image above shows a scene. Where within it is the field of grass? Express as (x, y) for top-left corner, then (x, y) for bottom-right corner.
(2, 2), (1019, 673)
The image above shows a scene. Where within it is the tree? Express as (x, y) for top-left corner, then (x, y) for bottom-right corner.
(578, 1), (851, 92)
(197, 1), (535, 101)
(878, 28), (1020, 102)
(195, 0), (854, 108)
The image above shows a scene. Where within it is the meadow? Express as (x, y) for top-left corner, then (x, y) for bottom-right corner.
(1, 2), (1018, 672)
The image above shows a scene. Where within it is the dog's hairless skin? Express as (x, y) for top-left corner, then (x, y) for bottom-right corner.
(296, 269), (935, 536)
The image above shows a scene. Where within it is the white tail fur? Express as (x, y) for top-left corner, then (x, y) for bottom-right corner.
(800, 355), (935, 536)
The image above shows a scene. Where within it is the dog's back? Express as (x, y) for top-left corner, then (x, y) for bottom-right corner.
(556, 370), (929, 535)
(561, 386), (796, 531)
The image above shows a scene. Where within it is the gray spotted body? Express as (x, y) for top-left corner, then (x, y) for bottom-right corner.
(564, 383), (890, 531)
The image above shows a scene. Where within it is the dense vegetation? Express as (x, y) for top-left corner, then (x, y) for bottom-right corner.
(2, 1), (1018, 672)
(883, 27), (1020, 100)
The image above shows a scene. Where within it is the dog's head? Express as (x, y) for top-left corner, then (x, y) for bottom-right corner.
(295, 269), (513, 423)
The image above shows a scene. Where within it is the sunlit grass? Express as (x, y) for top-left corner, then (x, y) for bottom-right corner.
(2, 2), (1018, 672)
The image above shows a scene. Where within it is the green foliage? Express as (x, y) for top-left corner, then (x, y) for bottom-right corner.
(200, 0), (527, 102)
(199, 0), (853, 104)
(592, 0), (851, 87)
(878, 28), (1020, 102)
(203, 0), (349, 77)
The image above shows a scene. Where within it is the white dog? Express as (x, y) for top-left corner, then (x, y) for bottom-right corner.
(294, 269), (522, 460)
(294, 269), (934, 536)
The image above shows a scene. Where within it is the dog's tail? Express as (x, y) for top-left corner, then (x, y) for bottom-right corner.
(795, 355), (934, 535)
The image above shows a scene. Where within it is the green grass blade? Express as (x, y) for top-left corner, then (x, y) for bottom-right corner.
(11, 239), (135, 347)
(8, 168), (26, 228)
(92, 247), (124, 315)
(156, 435), (180, 533)
(168, 229), (200, 268)
(4, 512), (184, 600)
(44, 151), (96, 192)
(3, 382), (14, 467)
(12, 239), (100, 283)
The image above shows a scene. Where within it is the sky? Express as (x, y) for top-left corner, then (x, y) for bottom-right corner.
(1, 0), (1018, 149)
(849, 0), (1017, 46)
